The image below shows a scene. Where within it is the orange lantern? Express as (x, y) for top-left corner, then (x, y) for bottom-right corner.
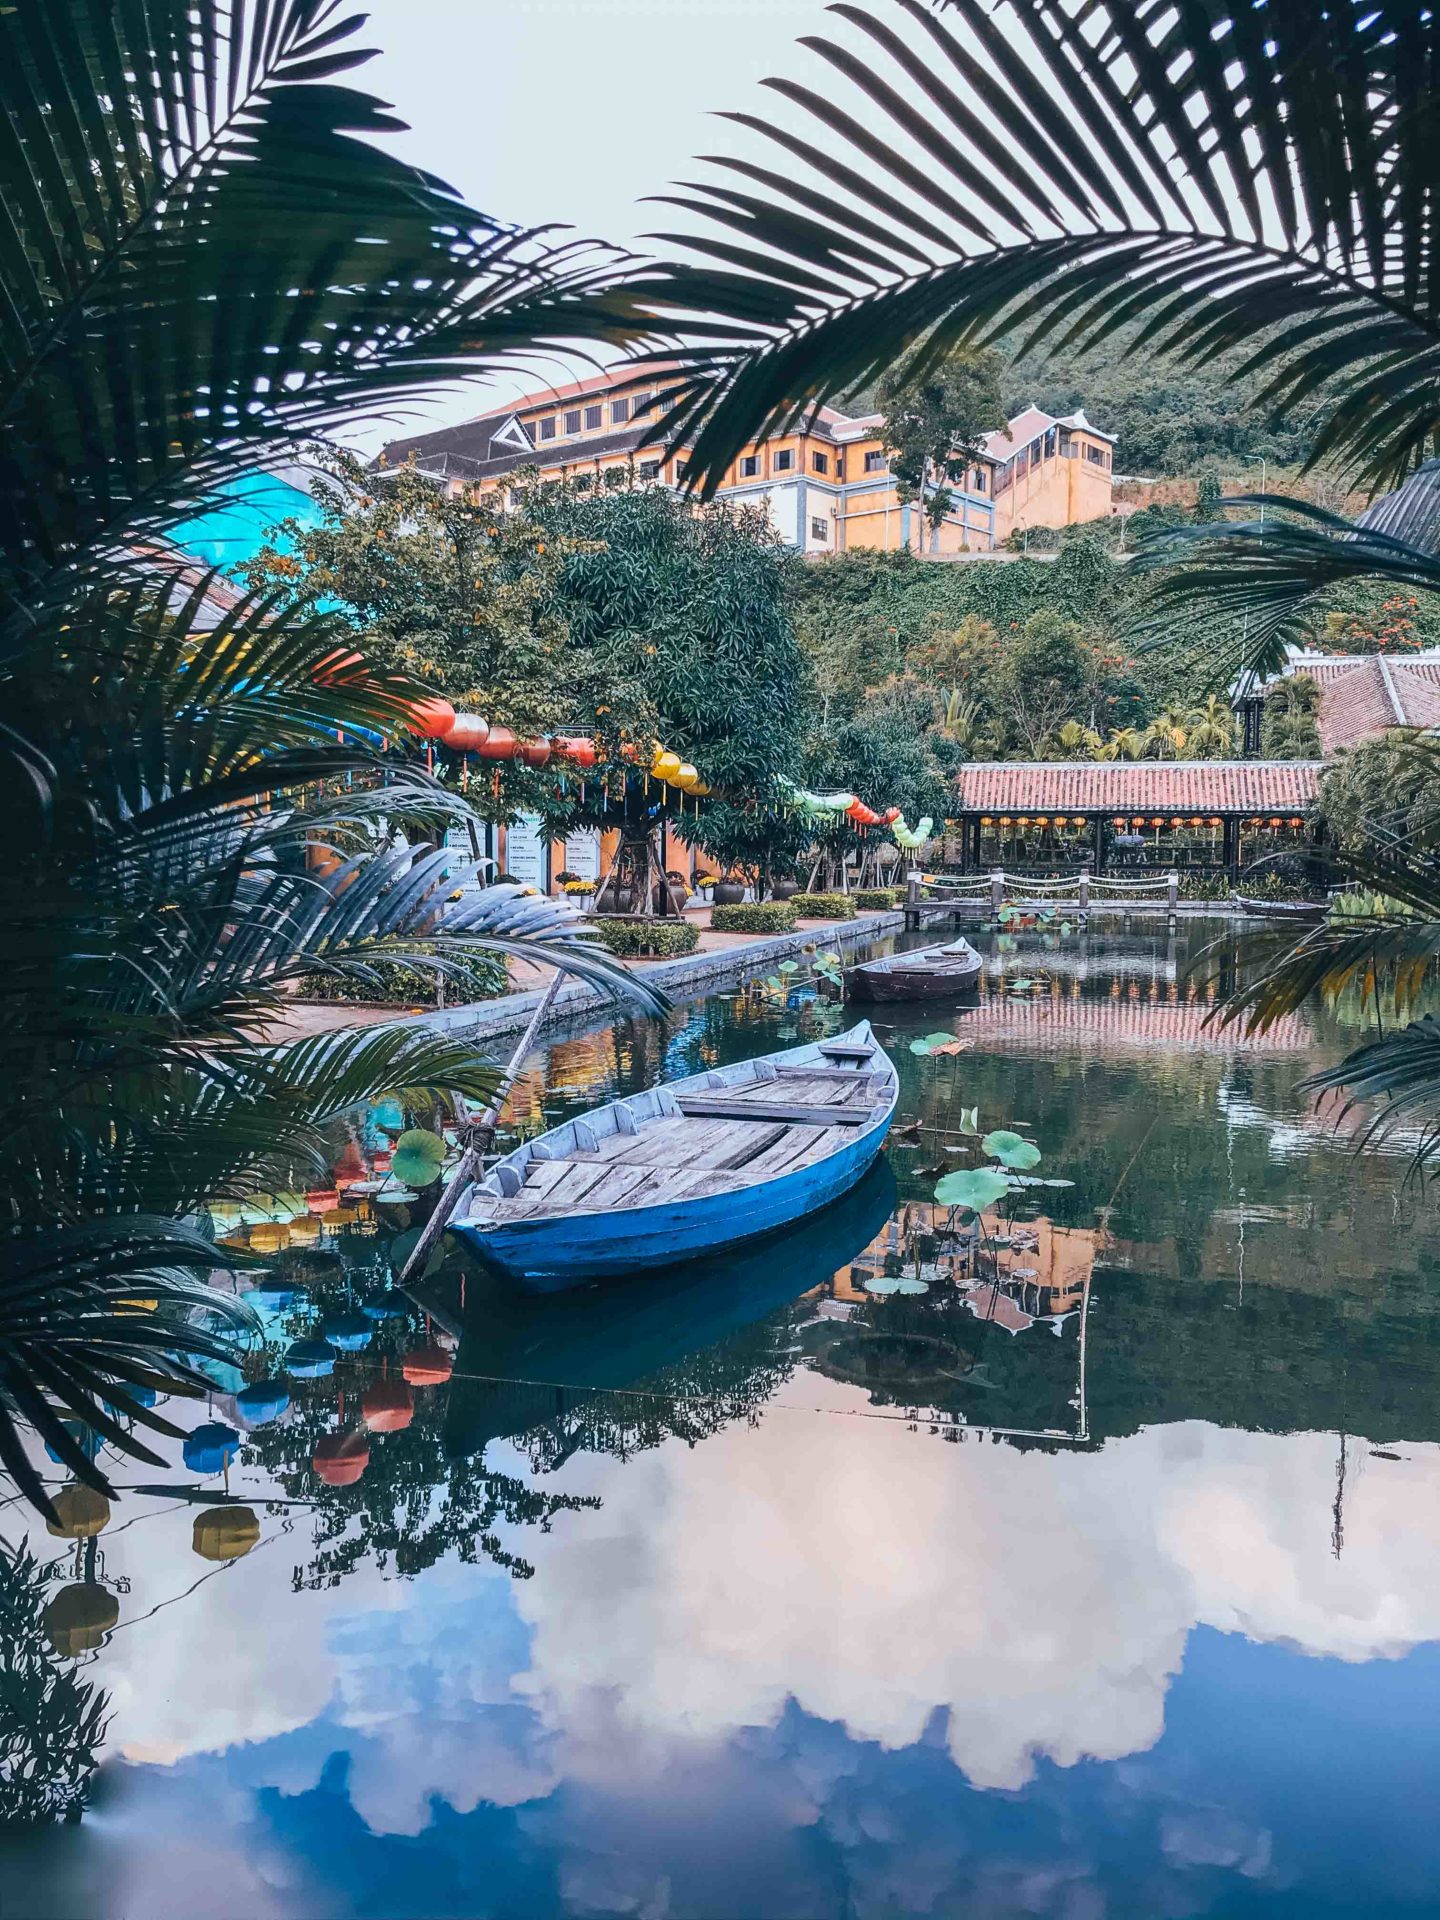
(1288, 816), (1304, 828)
(1150, 817), (1165, 828)
(1072, 817), (1086, 828)
(312, 1431), (370, 1487)
(478, 726), (518, 761)
(557, 735), (598, 770)
(407, 696), (455, 740)
(361, 1380), (415, 1433)
(442, 712), (490, 752)
(1208, 816), (1223, 828)
(980, 815), (994, 826)
(1034, 815), (1049, 827)
(1269, 815), (1282, 828)
(999, 816), (1013, 827)
(520, 737), (552, 769)
(402, 1344), (453, 1388)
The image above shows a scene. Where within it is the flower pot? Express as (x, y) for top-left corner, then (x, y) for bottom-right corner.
(713, 881), (745, 907)
(770, 879), (799, 901)
(665, 880), (690, 915)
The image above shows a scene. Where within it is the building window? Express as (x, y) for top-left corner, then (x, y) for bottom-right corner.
(631, 393), (651, 417)
(863, 450), (886, 472)
(639, 459), (660, 481)
(1086, 443), (1109, 467)
(974, 468), (988, 493)
(536, 415), (556, 442)
(740, 454), (760, 478)
(585, 404), (602, 430)
(810, 516), (829, 542)
(811, 450), (829, 474)
(564, 409), (582, 435)
(773, 448), (793, 472)
(610, 397), (630, 425)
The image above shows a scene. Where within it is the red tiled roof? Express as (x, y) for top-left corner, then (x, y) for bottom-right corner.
(1262, 651), (1440, 754)
(953, 761), (1322, 815)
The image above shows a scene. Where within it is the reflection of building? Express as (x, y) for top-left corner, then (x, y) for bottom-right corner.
(957, 986), (1313, 1054)
(825, 1207), (1101, 1329)
(377, 370), (1114, 555)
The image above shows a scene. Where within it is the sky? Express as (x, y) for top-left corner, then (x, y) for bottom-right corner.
(348, 0), (834, 445)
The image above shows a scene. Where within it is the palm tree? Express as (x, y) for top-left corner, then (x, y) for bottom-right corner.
(0, 0), (657, 1512)
(1098, 727), (1147, 763)
(1187, 696), (1239, 760)
(1144, 705), (1190, 761)
(1054, 720), (1100, 761)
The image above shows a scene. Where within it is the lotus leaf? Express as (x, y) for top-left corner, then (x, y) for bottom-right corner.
(982, 1130), (1042, 1170)
(390, 1130), (447, 1188)
(933, 1168), (1010, 1211)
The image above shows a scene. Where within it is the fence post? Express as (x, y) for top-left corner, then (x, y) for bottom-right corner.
(1077, 871), (1089, 914)
(905, 868), (920, 928)
(1167, 869), (1179, 921)
(990, 869), (1005, 919)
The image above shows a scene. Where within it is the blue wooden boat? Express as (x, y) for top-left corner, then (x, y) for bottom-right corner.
(449, 1020), (898, 1292)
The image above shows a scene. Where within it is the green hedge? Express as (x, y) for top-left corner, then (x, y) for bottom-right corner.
(590, 917), (700, 958)
(791, 892), (856, 920)
(852, 887), (902, 911)
(710, 901), (798, 934)
(295, 952), (506, 1007)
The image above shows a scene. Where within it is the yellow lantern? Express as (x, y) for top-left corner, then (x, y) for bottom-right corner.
(690, 778), (712, 797)
(999, 816), (1012, 827)
(1072, 816), (1086, 828)
(673, 763), (699, 791)
(46, 1485), (111, 1539)
(1034, 815), (1049, 827)
(980, 815), (994, 826)
(44, 1583), (119, 1657)
(652, 750), (682, 783)
(193, 1506), (261, 1563)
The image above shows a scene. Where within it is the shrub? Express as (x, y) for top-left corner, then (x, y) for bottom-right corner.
(792, 892), (856, 920)
(852, 887), (902, 911)
(296, 952), (506, 1007)
(710, 901), (798, 934)
(590, 917), (701, 959)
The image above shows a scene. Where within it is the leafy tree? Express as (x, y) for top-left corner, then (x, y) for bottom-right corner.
(1307, 587), (1437, 655)
(1186, 695), (1239, 759)
(993, 613), (1093, 760)
(876, 347), (1005, 550)
(0, 1545), (109, 1825)
(1261, 676), (1323, 759)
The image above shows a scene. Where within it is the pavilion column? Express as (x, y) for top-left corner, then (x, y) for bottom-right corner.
(1223, 817), (1240, 882)
(1094, 816), (1108, 874)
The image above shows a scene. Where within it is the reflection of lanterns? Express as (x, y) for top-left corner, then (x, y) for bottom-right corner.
(324, 1312), (372, 1353)
(45, 1485), (110, 1539)
(183, 1422), (241, 1476)
(362, 1380), (415, 1433)
(287, 1215), (321, 1245)
(248, 1221), (288, 1254)
(306, 1189), (340, 1214)
(235, 1380), (290, 1427)
(193, 1506), (261, 1562)
(312, 1432), (371, 1487)
(248, 1282), (301, 1313)
(402, 1344), (453, 1387)
(333, 1141), (367, 1188)
(45, 1584), (119, 1657)
(284, 1338), (335, 1380)
(361, 1290), (407, 1321)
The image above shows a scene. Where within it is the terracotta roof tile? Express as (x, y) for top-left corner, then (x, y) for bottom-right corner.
(953, 760), (1322, 814)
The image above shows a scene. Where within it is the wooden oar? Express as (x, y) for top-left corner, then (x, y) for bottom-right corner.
(398, 966), (566, 1288)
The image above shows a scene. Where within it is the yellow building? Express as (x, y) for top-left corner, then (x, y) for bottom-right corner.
(379, 372), (1114, 556)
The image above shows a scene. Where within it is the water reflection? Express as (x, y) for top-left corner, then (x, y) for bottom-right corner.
(4, 923), (1440, 1917)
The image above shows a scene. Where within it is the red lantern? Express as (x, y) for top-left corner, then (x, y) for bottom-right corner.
(520, 738), (552, 769)
(312, 1432), (370, 1487)
(556, 735), (598, 770)
(407, 696), (455, 740)
(313, 648), (365, 685)
(441, 713), (490, 752)
(478, 726), (519, 761)
(332, 1141), (367, 1188)
(361, 1381), (415, 1434)
(881, 806), (902, 825)
(402, 1344), (453, 1388)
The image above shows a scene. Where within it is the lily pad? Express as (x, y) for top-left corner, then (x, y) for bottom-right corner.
(909, 1031), (955, 1056)
(982, 1129), (1042, 1170)
(958, 1106), (980, 1135)
(995, 933), (1017, 953)
(778, 960), (799, 975)
(391, 1129), (447, 1189)
(864, 1274), (902, 1295)
(891, 1277), (931, 1295)
(1009, 1175), (1076, 1188)
(933, 1167), (1011, 1211)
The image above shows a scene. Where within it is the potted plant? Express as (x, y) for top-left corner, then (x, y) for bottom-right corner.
(769, 874), (799, 901)
(712, 874), (745, 906)
(664, 868), (691, 915)
(694, 871), (719, 902)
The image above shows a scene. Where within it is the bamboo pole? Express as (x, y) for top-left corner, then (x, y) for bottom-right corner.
(397, 965), (567, 1288)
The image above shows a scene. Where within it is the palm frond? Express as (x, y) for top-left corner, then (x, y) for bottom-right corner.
(1300, 1016), (1440, 1169)
(627, 0), (1440, 496)
(1, 0), (654, 614)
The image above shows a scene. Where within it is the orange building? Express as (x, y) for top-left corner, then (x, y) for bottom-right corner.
(379, 371), (1114, 556)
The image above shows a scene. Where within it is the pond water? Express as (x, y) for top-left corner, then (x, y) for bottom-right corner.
(4, 922), (1440, 1919)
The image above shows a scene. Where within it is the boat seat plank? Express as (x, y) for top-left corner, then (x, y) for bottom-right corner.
(773, 1066), (886, 1086)
(818, 1041), (876, 1060)
(676, 1094), (874, 1127)
(690, 1119), (789, 1170)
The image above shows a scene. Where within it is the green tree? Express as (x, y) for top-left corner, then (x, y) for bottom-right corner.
(876, 347), (1005, 551)
(1261, 676), (1323, 759)
(993, 613), (1092, 760)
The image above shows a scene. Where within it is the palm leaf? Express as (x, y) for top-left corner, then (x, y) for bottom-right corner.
(629, 0), (1440, 497)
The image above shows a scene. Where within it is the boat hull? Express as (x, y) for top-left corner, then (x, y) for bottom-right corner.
(449, 1019), (897, 1293)
(451, 1118), (890, 1290)
(846, 961), (981, 1002)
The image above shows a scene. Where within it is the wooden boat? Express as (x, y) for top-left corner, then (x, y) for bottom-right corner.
(1231, 895), (1328, 924)
(445, 1159), (898, 1460)
(845, 937), (983, 1002)
(449, 1020), (898, 1292)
